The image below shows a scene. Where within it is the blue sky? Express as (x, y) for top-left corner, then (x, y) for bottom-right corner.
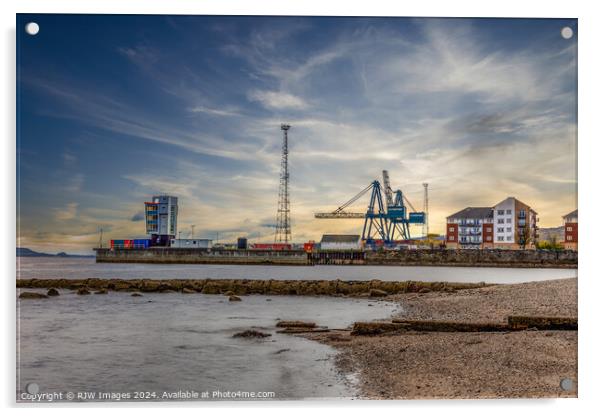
(17, 15), (577, 254)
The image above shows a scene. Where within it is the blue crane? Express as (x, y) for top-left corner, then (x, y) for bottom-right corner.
(314, 170), (426, 244)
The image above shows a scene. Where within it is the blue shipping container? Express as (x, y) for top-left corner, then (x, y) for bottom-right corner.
(133, 239), (151, 249)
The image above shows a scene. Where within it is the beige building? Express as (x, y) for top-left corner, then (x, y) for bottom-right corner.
(492, 197), (538, 249)
(446, 197), (538, 250)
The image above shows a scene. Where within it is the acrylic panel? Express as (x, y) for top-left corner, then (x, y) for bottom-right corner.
(16, 14), (578, 402)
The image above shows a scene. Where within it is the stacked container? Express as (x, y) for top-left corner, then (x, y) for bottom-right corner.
(110, 239), (151, 249)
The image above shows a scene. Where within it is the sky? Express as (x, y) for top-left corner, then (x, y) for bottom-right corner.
(16, 15), (577, 254)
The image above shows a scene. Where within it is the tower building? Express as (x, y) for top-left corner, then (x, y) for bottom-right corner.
(145, 195), (178, 246)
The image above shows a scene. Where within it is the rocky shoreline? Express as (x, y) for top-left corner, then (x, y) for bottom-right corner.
(304, 278), (578, 399)
(16, 276), (577, 399)
(16, 278), (490, 296)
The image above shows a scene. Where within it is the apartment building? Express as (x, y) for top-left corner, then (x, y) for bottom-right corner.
(492, 197), (538, 249)
(446, 197), (538, 249)
(562, 209), (578, 250)
(445, 207), (494, 249)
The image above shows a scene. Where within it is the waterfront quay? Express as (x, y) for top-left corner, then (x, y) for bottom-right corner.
(94, 247), (577, 268)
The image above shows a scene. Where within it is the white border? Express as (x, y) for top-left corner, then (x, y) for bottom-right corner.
(3, 0), (601, 414)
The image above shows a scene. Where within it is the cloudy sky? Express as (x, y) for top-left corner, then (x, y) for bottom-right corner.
(17, 15), (577, 254)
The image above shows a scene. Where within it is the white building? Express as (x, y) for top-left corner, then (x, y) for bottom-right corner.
(145, 195), (178, 245)
(492, 197), (538, 249)
(170, 238), (213, 249)
(320, 235), (362, 250)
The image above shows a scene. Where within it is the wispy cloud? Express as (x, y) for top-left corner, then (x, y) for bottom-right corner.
(247, 90), (307, 110)
(130, 211), (144, 222)
(17, 16), (577, 253)
(54, 202), (79, 221)
(188, 105), (241, 117)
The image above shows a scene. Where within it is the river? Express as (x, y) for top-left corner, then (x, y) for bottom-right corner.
(17, 257), (576, 283)
(16, 257), (576, 402)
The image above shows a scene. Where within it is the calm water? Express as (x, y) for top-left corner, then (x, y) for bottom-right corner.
(16, 257), (575, 402)
(17, 289), (398, 402)
(18, 257), (577, 283)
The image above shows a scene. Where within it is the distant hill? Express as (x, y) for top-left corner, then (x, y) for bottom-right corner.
(17, 247), (94, 258)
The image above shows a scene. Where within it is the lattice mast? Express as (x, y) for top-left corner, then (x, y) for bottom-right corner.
(422, 183), (429, 237)
(275, 124), (292, 243)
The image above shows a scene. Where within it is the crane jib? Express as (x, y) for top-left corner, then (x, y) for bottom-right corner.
(314, 174), (426, 243)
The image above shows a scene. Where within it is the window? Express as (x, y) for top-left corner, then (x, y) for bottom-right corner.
(498, 219), (504, 224)
(449, 236), (455, 241)
(497, 210), (504, 215)
(485, 226), (492, 231)
(497, 227), (504, 232)
(497, 236), (504, 241)
(567, 236), (572, 241)
(487, 236), (492, 241)
(506, 227), (512, 232)
(449, 227), (454, 232)
(506, 218), (512, 223)
(567, 226), (572, 232)
(506, 209), (512, 214)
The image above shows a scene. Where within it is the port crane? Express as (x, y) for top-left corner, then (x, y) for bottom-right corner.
(315, 170), (426, 243)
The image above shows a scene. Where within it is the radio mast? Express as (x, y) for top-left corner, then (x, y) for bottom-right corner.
(275, 124), (292, 243)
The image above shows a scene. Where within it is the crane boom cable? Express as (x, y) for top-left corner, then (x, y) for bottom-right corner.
(332, 182), (374, 213)
(403, 195), (416, 212)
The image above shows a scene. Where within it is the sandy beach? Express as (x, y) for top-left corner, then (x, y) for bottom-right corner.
(305, 278), (578, 399)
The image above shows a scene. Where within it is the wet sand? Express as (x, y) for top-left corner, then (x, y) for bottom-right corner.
(305, 278), (578, 399)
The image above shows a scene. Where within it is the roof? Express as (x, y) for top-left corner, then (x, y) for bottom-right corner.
(447, 207), (493, 220)
(320, 234), (361, 243)
(494, 196), (533, 211)
(562, 209), (578, 219)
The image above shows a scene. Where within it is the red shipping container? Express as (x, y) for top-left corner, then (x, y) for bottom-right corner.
(303, 242), (314, 252)
(251, 243), (292, 251)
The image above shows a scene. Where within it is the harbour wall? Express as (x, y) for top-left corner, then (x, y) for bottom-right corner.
(94, 248), (308, 265)
(94, 248), (577, 268)
(365, 249), (578, 268)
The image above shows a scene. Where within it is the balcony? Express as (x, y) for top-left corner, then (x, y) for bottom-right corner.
(459, 229), (482, 236)
(459, 220), (481, 226)
(460, 240), (482, 245)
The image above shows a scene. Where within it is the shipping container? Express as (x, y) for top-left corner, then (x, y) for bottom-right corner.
(250, 243), (292, 251)
(110, 239), (150, 249)
(110, 239), (125, 249)
(237, 237), (248, 250)
(133, 239), (151, 249)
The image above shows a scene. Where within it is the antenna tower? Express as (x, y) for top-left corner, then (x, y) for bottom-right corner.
(98, 227), (103, 249)
(275, 124), (292, 243)
(422, 183), (429, 237)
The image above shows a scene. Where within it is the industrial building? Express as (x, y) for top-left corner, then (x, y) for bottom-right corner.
(320, 235), (362, 251)
(562, 209), (578, 250)
(169, 238), (213, 249)
(145, 195), (178, 246)
(446, 197), (538, 249)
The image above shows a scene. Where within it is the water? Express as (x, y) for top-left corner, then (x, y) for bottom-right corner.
(16, 257), (576, 402)
(17, 289), (398, 402)
(18, 257), (577, 284)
